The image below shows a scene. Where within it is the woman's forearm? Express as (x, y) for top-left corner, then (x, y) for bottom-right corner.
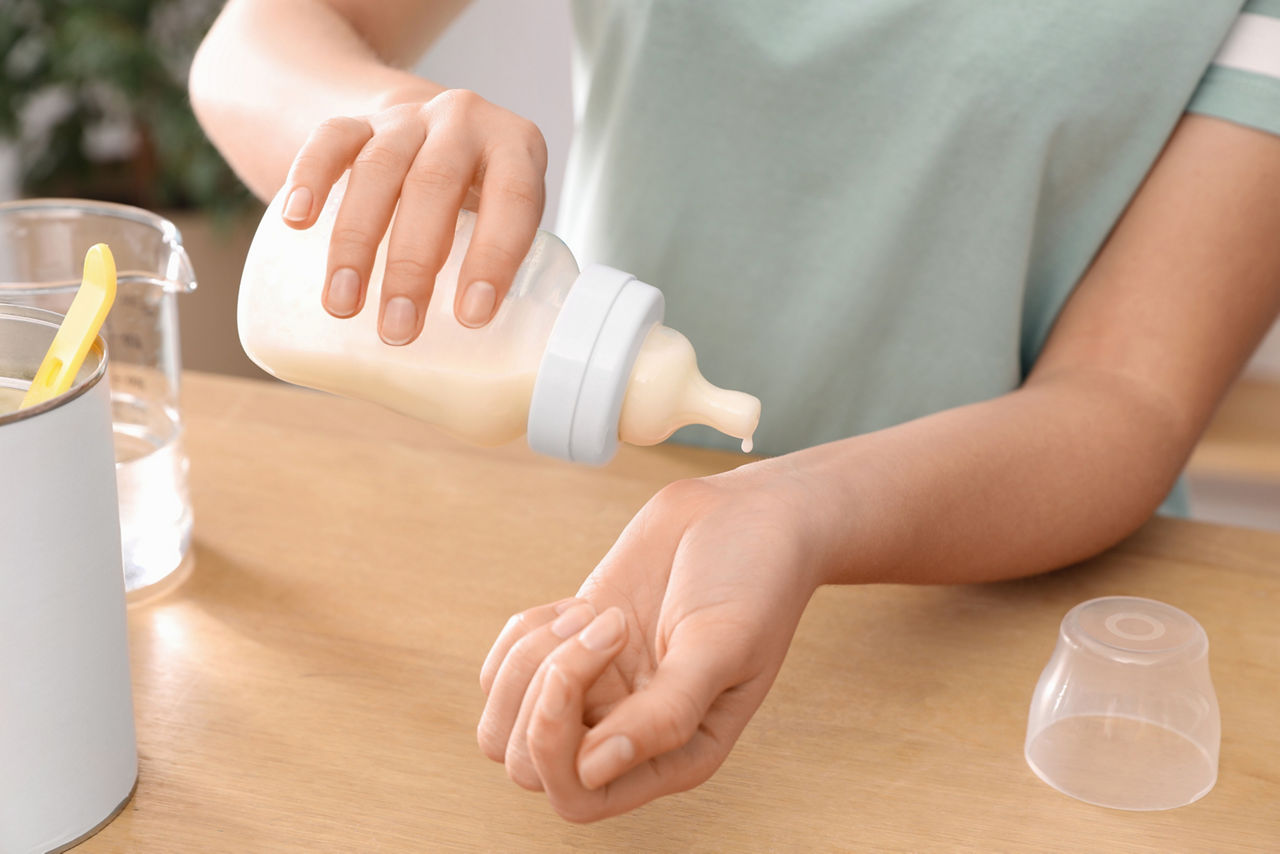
(189, 0), (462, 199)
(794, 115), (1280, 587)
(792, 372), (1189, 586)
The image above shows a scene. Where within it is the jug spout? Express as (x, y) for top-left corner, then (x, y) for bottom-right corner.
(162, 241), (198, 295)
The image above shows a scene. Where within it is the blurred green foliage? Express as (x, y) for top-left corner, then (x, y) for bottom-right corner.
(0, 0), (252, 215)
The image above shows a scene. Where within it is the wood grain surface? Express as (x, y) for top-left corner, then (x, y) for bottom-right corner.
(81, 373), (1280, 853)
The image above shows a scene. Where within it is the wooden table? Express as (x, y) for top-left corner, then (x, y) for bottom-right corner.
(83, 373), (1280, 852)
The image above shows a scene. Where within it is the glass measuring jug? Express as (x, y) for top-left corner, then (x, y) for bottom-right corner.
(0, 199), (197, 601)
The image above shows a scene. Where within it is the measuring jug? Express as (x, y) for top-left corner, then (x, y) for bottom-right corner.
(0, 305), (138, 853)
(0, 199), (196, 601)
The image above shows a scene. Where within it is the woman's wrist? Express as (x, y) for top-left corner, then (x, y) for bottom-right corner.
(373, 76), (448, 112)
(719, 443), (893, 592)
(772, 436), (907, 588)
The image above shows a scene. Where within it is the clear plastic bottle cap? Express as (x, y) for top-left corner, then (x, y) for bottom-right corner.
(1024, 596), (1220, 811)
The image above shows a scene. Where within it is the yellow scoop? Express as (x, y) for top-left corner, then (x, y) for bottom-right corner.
(20, 244), (117, 410)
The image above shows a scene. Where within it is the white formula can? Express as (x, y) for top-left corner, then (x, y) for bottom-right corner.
(0, 304), (137, 853)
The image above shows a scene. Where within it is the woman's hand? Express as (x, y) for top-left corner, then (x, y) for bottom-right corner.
(477, 463), (822, 822)
(280, 89), (548, 342)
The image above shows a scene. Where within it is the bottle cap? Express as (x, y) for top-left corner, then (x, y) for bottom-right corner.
(527, 264), (664, 464)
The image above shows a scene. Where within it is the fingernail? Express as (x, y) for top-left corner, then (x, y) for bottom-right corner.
(553, 600), (575, 615)
(326, 268), (360, 317)
(282, 186), (312, 222)
(579, 734), (634, 789)
(579, 609), (623, 651)
(540, 667), (569, 718)
(550, 603), (595, 639)
(458, 281), (496, 328)
(380, 296), (417, 345)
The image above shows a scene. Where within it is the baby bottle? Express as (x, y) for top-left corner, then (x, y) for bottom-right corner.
(238, 178), (760, 464)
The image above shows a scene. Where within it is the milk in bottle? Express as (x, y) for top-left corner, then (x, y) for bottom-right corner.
(239, 178), (760, 464)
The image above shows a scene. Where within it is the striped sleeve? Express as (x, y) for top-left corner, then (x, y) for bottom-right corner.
(1186, 0), (1280, 137)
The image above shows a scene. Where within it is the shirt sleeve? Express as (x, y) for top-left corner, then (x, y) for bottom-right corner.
(1186, 0), (1280, 137)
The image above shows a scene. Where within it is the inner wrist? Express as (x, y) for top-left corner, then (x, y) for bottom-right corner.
(781, 438), (898, 587)
(732, 451), (848, 591)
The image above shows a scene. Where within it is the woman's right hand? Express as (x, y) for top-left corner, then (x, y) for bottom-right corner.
(279, 89), (548, 344)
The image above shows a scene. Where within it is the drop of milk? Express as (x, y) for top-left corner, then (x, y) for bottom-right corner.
(741, 436), (754, 454)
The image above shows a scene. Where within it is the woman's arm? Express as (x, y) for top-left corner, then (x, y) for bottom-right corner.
(478, 114), (1280, 821)
(190, 0), (549, 338)
(803, 114), (1280, 585)
(189, 0), (462, 199)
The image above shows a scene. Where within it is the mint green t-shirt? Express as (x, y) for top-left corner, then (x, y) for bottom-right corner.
(557, 1), (1280, 511)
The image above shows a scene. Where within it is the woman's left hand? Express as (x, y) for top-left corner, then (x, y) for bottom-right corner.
(477, 463), (822, 822)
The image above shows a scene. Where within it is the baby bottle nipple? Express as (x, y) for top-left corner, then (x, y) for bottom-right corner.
(618, 325), (761, 451)
(526, 265), (761, 465)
